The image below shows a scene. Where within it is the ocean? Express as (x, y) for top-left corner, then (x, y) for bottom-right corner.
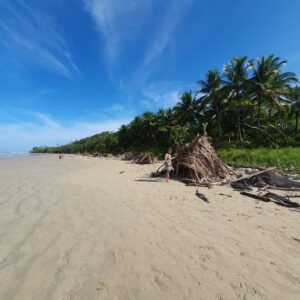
(0, 152), (31, 158)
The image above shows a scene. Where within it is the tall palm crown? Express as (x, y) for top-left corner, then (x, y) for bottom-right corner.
(197, 70), (223, 140)
(223, 57), (250, 146)
(198, 70), (222, 95)
(175, 91), (199, 125)
(223, 56), (250, 97)
(249, 55), (298, 121)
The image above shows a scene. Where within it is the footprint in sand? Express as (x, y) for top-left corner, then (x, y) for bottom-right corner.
(151, 267), (174, 292)
(96, 281), (109, 297)
(105, 250), (117, 265)
(154, 276), (168, 292)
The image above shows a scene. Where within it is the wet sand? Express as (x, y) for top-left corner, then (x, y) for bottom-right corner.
(0, 154), (299, 299)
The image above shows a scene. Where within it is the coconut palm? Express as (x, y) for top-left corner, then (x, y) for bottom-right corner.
(174, 91), (199, 127)
(223, 56), (250, 146)
(291, 86), (300, 139)
(197, 70), (224, 141)
(249, 55), (298, 123)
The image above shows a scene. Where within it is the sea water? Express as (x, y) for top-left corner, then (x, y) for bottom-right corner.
(0, 152), (31, 158)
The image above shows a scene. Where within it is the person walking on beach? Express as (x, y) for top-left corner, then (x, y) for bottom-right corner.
(164, 148), (174, 183)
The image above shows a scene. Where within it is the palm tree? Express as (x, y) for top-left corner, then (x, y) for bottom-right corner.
(291, 86), (300, 139)
(197, 70), (224, 141)
(249, 55), (298, 124)
(174, 91), (199, 127)
(223, 56), (250, 146)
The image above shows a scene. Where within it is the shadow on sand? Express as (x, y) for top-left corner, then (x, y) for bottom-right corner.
(134, 178), (163, 183)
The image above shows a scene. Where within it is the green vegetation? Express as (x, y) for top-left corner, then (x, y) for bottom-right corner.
(32, 55), (300, 173)
(218, 147), (300, 175)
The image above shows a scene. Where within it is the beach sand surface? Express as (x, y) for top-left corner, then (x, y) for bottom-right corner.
(0, 155), (299, 300)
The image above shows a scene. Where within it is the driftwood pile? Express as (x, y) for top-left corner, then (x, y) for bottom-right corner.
(174, 133), (233, 184)
(226, 167), (300, 208)
(152, 124), (234, 184)
(150, 125), (300, 209)
(134, 153), (158, 164)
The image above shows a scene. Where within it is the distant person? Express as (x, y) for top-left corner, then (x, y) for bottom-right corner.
(59, 154), (62, 159)
(164, 148), (174, 183)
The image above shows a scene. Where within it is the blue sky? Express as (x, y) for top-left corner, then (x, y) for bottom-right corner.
(1, 0), (300, 152)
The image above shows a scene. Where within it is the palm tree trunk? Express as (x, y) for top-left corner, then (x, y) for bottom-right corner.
(257, 96), (262, 126)
(295, 111), (299, 140)
(237, 110), (243, 147)
(168, 127), (172, 147)
(268, 100), (272, 123)
(216, 109), (222, 142)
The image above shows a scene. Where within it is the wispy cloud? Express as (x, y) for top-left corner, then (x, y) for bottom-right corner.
(85, 0), (155, 65)
(85, 0), (194, 82)
(0, 1), (79, 78)
(141, 80), (197, 111)
(143, 0), (194, 68)
(0, 110), (130, 152)
(100, 104), (136, 117)
(141, 82), (182, 110)
(84, 103), (136, 120)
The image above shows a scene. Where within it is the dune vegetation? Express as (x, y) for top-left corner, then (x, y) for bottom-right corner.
(218, 147), (300, 175)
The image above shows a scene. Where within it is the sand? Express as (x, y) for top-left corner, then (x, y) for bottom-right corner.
(0, 154), (299, 300)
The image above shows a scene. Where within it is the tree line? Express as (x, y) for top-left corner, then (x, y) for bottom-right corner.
(32, 55), (300, 155)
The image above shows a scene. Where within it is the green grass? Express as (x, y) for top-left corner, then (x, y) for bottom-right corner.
(217, 147), (300, 176)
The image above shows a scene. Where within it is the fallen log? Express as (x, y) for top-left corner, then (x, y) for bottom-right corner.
(285, 193), (300, 198)
(261, 173), (300, 189)
(227, 163), (264, 170)
(264, 192), (300, 208)
(226, 167), (276, 185)
(266, 186), (300, 192)
(231, 181), (252, 190)
(240, 192), (270, 202)
(241, 191), (300, 208)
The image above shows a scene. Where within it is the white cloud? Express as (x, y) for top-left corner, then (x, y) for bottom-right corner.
(0, 111), (130, 152)
(100, 103), (135, 115)
(0, 1), (79, 78)
(141, 82), (182, 110)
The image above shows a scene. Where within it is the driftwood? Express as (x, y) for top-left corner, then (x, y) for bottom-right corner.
(135, 153), (158, 164)
(147, 130), (300, 209)
(226, 165), (300, 193)
(240, 192), (270, 202)
(261, 172), (300, 189)
(227, 163), (264, 170)
(285, 193), (300, 198)
(196, 190), (209, 203)
(241, 191), (300, 208)
(174, 127), (233, 184)
(226, 167), (276, 185)
(266, 186), (300, 192)
(264, 192), (300, 208)
(219, 193), (232, 198)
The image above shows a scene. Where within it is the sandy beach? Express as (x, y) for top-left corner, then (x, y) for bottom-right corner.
(0, 154), (299, 300)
